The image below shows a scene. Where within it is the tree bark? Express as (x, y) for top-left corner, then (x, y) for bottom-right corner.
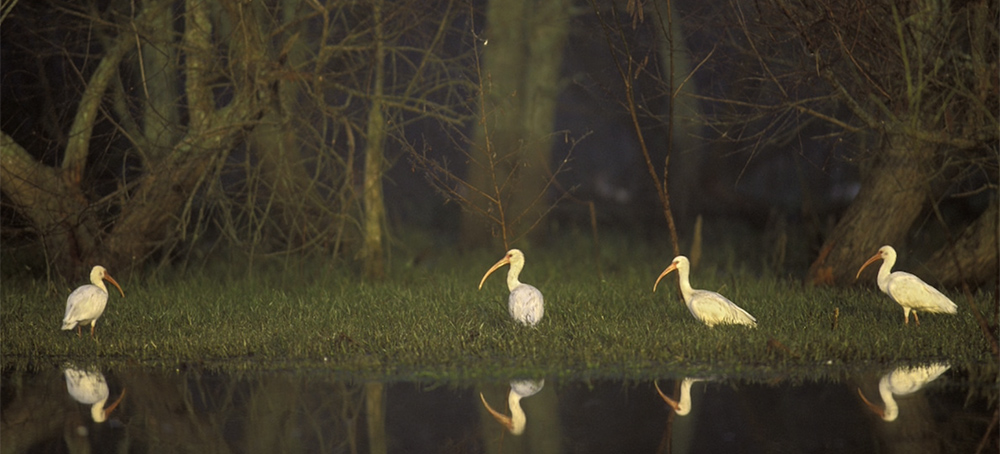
(657, 0), (704, 230)
(362, 0), (388, 279)
(808, 138), (934, 285)
(1, 132), (98, 277)
(460, 0), (570, 249)
(97, 0), (270, 272)
(928, 201), (999, 285)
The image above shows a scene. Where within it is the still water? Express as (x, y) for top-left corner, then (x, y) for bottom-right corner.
(2, 362), (995, 453)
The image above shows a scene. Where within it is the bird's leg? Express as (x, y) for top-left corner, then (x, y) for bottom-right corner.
(903, 308), (911, 325)
(913, 312), (920, 326)
(76, 326), (82, 338)
(90, 322), (96, 337)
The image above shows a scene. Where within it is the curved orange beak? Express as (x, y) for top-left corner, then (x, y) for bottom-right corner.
(856, 387), (885, 418)
(653, 381), (681, 412)
(653, 263), (679, 292)
(103, 388), (127, 419)
(103, 273), (125, 298)
(479, 391), (514, 431)
(478, 255), (511, 290)
(855, 253), (882, 280)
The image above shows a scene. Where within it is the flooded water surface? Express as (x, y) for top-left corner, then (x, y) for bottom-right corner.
(2, 363), (996, 453)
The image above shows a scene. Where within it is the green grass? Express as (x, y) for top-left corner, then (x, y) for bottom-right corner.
(1, 233), (995, 381)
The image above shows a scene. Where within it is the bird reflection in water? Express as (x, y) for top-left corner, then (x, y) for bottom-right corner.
(857, 362), (950, 422)
(64, 365), (126, 423)
(479, 379), (545, 435)
(654, 378), (704, 416)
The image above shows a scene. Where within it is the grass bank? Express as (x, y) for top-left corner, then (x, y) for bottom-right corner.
(2, 233), (995, 380)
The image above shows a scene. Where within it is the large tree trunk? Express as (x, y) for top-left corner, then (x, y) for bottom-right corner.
(362, 0), (388, 278)
(658, 0), (704, 231)
(98, 0), (270, 273)
(0, 0), (269, 278)
(1, 133), (97, 277)
(459, 0), (570, 249)
(928, 201), (999, 285)
(808, 138), (934, 285)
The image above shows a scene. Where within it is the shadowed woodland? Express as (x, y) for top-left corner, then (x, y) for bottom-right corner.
(1, 0), (996, 287)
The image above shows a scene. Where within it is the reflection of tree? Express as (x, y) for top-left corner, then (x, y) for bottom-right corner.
(365, 382), (387, 454)
(0, 369), (67, 453)
(0, 367), (375, 453)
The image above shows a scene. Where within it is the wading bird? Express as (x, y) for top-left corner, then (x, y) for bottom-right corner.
(64, 366), (127, 423)
(858, 363), (950, 422)
(478, 249), (544, 327)
(654, 378), (704, 416)
(479, 379), (545, 435)
(653, 256), (757, 327)
(62, 266), (125, 337)
(856, 245), (957, 325)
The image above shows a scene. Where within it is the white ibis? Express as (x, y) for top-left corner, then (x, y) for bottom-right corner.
(61, 266), (125, 337)
(479, 379), (545, 435)
(478, 249), (544, 327)
(857, 363), (950, 421)
(653, 256), (757, 327)
(654, 378), (704, 416)
(64, 366), (126, 423)
(856, 245), (957, 325)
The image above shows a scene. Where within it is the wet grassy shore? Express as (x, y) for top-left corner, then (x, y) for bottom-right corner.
(2, 236), (995, 380)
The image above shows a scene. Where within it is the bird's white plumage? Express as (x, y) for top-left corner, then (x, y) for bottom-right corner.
(64, 366), (126, 423)
(653, 256), (756, 328)
(858, 363), (950, 421)
(856, 246), (957, 325)
(479, 249), (544, 327)
(480, 379), (544, 435)
(61, 266), (124, 337)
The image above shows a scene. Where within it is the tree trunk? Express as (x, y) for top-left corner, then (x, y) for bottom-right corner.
(928, 201), (999, 285)
(99, 149), (224, 270)
(459, 0), (527, 249)
(0, 133), (99, 277)
(362, 0), (388, 279)
(658, 0), (704, 230)
(460, 0), (570, 249)
(808, 138), (934, 285)
(98, 0), (269, 273)
(512, 0), (571, 244)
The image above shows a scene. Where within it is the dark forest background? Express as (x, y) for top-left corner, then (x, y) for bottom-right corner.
(1, 0), (996, 286)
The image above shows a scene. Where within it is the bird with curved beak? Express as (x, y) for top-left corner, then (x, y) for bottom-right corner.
(478, 249), (544, 327)
(654, 378), (704, 416)
(479, 379), (544, 436)
(857, 363), (950, 421)
(856, 245), (957, 325)
(64, 367), (127, 423)
(62, 266), (126, 337)
(653, 255), (757, 327)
